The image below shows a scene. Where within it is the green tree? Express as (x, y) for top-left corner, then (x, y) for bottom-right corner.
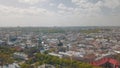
(20, 63), (30, 68)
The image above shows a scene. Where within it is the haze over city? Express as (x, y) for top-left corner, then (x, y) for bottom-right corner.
(1, 0), (120, 68)
(0, 0), (120, 27)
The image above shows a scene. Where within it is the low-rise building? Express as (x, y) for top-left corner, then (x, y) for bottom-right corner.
(13, 52), (28, 60)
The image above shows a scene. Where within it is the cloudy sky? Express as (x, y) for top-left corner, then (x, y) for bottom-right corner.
(0, 0), (120, 27)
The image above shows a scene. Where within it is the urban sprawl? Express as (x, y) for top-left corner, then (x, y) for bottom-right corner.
(0, 27), (120, 68)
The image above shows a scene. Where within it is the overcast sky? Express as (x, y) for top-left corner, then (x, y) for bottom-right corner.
(0, 0), (120, 27)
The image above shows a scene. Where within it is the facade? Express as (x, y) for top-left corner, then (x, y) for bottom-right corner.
(0, 63), (20, 68)
(13, 52), (28, 60)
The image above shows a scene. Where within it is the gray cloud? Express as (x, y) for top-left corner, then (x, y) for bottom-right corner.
(0, 0), (120, 27)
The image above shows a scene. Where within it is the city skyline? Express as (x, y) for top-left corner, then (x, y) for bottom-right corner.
(0, 0), (120, 27)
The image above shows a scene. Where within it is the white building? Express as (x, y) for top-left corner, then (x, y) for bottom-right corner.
(48, 53), (62, 58)
(0, 63), (20, 68)
(13, 52), (28, 60)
